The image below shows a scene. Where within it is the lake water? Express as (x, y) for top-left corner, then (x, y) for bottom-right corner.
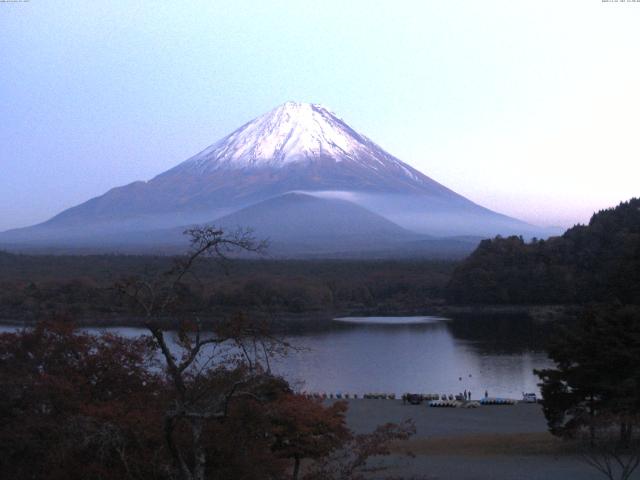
(0, 316), (554, 399)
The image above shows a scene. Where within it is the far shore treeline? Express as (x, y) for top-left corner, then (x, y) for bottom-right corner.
(0, 198), (638, 327)
(0, 254), (455, 326)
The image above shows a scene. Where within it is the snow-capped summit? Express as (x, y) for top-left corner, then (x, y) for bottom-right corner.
(173, 101), (421, 180)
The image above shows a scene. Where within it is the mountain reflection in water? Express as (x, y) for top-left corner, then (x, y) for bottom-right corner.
(272, 316), (553, 398)
(0, 316), (554, 398)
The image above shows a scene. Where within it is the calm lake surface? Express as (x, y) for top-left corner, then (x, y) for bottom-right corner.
(0, 315), (554, 398)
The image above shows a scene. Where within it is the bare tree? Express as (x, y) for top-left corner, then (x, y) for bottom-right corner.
(305, 420), (416, 480)
(117, 226), (287, 480)
(577, 414), (640, 480)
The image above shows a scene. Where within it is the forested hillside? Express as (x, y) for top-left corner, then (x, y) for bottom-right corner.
(0, 253), (454, 324)
(446, 198), (640, 305)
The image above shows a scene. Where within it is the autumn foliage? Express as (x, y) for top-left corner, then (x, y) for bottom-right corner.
(0, 321), (411, 480)
(0, 320), (165, 480)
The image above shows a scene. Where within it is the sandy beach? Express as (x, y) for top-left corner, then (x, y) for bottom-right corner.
(339, 399), (639, 480)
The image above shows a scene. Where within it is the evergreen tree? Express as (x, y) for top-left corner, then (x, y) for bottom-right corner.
(536, 305), (640, 439)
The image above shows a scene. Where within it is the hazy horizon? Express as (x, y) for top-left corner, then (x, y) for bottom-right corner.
(2, 1), (639, 231)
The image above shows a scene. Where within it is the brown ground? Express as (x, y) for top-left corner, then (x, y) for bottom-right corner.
(338, 399), (639, 480)
(390, 432), (569, 457)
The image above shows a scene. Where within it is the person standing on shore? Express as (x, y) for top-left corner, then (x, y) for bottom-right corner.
(485, 390), (488, 399)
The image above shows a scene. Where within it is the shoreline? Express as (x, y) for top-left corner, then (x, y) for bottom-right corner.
(0, 303), (579, 331)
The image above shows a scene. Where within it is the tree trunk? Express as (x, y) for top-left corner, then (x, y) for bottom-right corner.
(292, 455), (301, 480)
(192, 418), (206, 480)
(165, 414), (192, 480)
(619, 421), (633, 448)
(589, 395), (595, 447)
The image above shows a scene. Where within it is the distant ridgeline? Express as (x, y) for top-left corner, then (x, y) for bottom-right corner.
(446, 198), (640, 305)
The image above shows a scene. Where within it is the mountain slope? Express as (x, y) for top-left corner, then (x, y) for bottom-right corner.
(211, 192), (419, 253)
(0, 101), (540, 252)
(164, 192), (479, 258)
(32, 102), (471, 228)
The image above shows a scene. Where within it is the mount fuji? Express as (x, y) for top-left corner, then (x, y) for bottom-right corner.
(0, 102), (543, 256)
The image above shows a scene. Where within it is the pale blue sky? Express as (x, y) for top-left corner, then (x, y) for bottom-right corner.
(1, 0), (639, 231)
